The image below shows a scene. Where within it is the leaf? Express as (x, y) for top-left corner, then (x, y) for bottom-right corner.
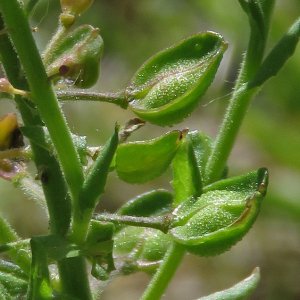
(250, 16), (300, 88)
(172, 131), (214, 207)
(197, 267), (260, 300)
(127, 32), (227, 126)
(27, 238), (52, 300)
(116, 130), (184, 184)
(78, 125), (119, 213)
(21, 126), (87, 165)
(169, 168), (268, 256)
(20, 126), (51, 151)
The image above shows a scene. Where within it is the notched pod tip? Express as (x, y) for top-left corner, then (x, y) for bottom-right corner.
(169, 168), (269, 257)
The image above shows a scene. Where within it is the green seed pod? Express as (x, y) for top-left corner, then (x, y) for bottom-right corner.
(126, 32), (227, 126)
(169, 168), (268, 256)
(45, 25), (103, 88)
(115, 130), (185, 184)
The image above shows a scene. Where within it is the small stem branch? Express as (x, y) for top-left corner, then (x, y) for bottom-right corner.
(42, 24), (68, 66)
(56, 90), (128, 109)
(94, 213), (171, 233)
(0, 149), (31, 160)
(140, 243), (186, 300)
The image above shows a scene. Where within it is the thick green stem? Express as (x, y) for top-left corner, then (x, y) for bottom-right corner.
(0, 10), (71, 241)
(204, 15), (267, 185)
(204, 85), (259, 184)
(140, 243), (186, 300)
(58, 257), (92, 300)
(0, 3), (92, 299)
(0, 0), (84, 203)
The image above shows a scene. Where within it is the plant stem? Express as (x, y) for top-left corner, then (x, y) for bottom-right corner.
(72, 126), (119, 243)
(0, 0), (84, 203)
(58, 257), (92, 300)
(56, 90), (128, 109)
(203, 84), (259, 185)
(140, 243), (186, 300)
(0, 4), (92, 299)
(42, 24), (68, 66)
(204, 12), (268, 185)
(95, 213), (171, 233)
(0, 10), (71, 239)
(0, 149), (31, 160)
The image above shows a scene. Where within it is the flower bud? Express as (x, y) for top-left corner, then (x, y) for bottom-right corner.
(60, 0), (93, 16)
(0, 78), (28, 97)
(0, 113), (24, 150)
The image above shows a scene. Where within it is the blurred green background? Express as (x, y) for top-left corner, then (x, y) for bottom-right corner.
(1, 0), (300, 299)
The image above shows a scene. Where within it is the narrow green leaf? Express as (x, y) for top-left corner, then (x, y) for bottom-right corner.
(116, 130), (183, 184)
(127, 32), (227, 126)
(20, 126), (51, 151)
(27, 238), (52, 300)
(250, 16), (300, 88)
(78, 125), (119, 213)
(172, 131), (214, 207)
(21, 125), (88, 166)
(197, 267), (260, 300)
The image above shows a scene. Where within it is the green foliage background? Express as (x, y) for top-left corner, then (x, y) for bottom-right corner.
(1, 0), (300, 299)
